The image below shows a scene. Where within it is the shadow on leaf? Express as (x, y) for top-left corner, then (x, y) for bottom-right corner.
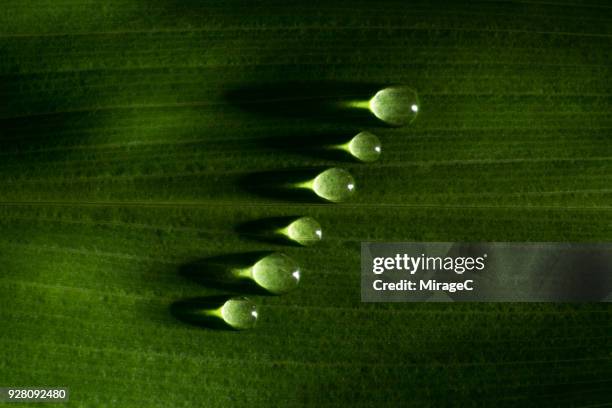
(225, 81), (387, 127)
(236, 216), (304, 246)
(239, 167), (329, 203)
(178, 251), (272, 295)
(170, 295), (236, 331)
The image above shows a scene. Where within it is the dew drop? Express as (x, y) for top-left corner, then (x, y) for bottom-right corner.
(369, 86), (420, 126)
(251, 252), (301, 294)
(220, 297), (258, 330)
(284, 216), (322, 246)
(347, 131), (381, 163)
(312, 167), (355, 203)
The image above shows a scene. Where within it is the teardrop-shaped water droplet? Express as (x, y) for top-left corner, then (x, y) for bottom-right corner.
(251, 252), (300, 294)
(369, 86), (420, 126)
(312, 168), (355, 202)
(284, 216), (322, 246)
(348, 131), (381, 162)
(221, 297), (258, 330)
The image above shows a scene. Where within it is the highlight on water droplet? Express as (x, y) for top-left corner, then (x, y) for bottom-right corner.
(369, 86), (420, 126)
(332, 131), (381, 163)
(234, 252), (301, 294)
(279, 216), (322, 246)
(170, 296), (258, 330)
(294, 167), (356, 202)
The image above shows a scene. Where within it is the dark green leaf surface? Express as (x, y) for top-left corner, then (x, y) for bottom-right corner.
(1, 1), (611, 406)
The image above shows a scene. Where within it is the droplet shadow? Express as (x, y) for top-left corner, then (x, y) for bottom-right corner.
(225, 81), (388, 127)
(259, 132), (366, 163)
(238, 167), (329, 203)
(178, 251), (273, 295)
(236, 216), (304, 246)
(170, 295), (237, 331)
(0, 110), (99, 164)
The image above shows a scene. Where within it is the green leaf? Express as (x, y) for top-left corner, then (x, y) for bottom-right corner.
(1, 1), (611, 406)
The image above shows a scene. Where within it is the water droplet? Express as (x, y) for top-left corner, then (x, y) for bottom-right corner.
(312, 167), (356, 202)
(369, 86), (420, 126)
(250, 252), (300, 294)
(282, 216), (322, 246)
(220, 297), (258, 330)
(347, 131), (381, 162)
